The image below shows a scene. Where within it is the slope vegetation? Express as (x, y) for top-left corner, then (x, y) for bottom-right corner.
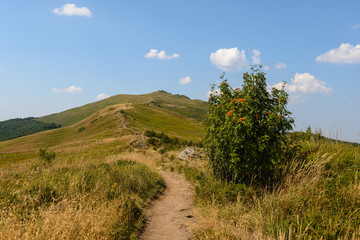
(0, 118), (61, 141)
(0, 103), (204, 166)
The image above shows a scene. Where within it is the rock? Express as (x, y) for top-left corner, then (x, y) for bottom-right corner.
(177, 147), (198, 161)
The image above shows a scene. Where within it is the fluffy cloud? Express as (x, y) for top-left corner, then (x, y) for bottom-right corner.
(144, 49), (180, 60)
(52, 86), (83, 93)
(179, 76), (192, 85)
(252, 49), (261, 65)
(275, 62), (288, 69)
(316, 43), (360, 64)
(95, 93), (110, 100)
(351, 24), (360, 29)
(206, 89), (221, 97)
(272, 73), (333, 95)
(53, 4), (92, 17)
(263, 65), (270, 70)
(210, 47), (249, 71)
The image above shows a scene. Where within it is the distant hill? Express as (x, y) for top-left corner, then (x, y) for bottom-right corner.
(0, 103), (204, 164)
(38, 91), (208, 127)
(0, 118), (61, 141)
(1, 91), (208, 141)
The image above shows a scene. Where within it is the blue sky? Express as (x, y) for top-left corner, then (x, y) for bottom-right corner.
(0, 0), (359, 142)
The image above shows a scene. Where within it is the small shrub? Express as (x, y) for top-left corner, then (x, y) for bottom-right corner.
(147, 137), (159, 146)
(78, 127), (86, 132)
(38, 148), (56, 164)
(159, 148), (167, 154)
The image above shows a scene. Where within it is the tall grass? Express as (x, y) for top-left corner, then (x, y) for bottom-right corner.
(0, 151), (164, 239)
(165, 136), (360, 239)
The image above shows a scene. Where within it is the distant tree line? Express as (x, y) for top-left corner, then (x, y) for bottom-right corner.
(0, 117), (61, 141)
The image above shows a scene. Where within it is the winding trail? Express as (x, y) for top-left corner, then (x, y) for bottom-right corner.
(141, 171), (195, 240)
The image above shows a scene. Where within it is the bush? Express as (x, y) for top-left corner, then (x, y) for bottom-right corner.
(144, 130), (194, 150)
(78, 127), (86, 132)
(38, 148), (56, 164)
(205, 67), (294, 184)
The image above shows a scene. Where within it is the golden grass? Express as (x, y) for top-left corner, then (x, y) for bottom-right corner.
(0, 149), (165, 240)
(1, 198), (129, 240)
(0, 104), (167, 239)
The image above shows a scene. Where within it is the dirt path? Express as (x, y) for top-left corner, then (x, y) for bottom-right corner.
(141, 171), (195, 240)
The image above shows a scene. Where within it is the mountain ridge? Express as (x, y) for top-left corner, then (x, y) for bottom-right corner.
(0, 91), (208, 142)
(37, 90), (208, 127)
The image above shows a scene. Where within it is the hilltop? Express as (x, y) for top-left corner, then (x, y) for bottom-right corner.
(38, 90), (208, 127)
(0, 91), (208, 142)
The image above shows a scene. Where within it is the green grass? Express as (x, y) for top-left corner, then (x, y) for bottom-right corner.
(125, 104), (204, 142)
(38, 91), (208, 127)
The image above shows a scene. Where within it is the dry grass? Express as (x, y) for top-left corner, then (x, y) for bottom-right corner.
(165, 137), (360, 239)
(0, 150), (165, 240)
(1, 198), (129, 240)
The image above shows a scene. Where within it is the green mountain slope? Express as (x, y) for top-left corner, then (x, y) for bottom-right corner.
(0, 103), (204, 166)
(0, 118), (61, 141)
(38, 91), (208, 127)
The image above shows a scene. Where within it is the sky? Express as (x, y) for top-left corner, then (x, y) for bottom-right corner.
(0, 0), (359, 142)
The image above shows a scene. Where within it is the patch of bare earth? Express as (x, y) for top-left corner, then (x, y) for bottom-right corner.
(141, 171), (195, 240)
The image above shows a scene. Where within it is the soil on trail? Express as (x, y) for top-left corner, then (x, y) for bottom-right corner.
(141, 171), (195, 240)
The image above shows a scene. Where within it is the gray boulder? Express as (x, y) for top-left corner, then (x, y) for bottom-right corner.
(177, 147), (197, 160)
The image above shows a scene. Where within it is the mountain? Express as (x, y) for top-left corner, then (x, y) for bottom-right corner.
(0, 94), (206, 165)
(37, 91), (208, 127)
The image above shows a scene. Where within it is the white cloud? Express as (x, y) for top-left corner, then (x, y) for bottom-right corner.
(144, 49), (180, 60)
(272, 73), (333, 95)
(52, 86), (83, 93)
(351, 24), (360, 29)
(263, 65), (270, 70)
(95, 93), (110, 100)
(252, 49), (261, 65)
(275, 62), (288, 69)
(316, 43), (360, 64)
(210, 47), (249, 71)
(179, 76), (192, 85)
(206, 89), (221, 97)
(53, 4), (92, 17)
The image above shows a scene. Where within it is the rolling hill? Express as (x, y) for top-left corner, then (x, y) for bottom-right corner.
(0, 91), (208, 142)
(0, 98), (205, 166)
(37, 90), (208, 127)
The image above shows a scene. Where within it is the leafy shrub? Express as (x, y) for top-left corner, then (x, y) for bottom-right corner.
(38, 148), (56, 164)
(78, 127), (86, 132)
(205, 67), (294, 184)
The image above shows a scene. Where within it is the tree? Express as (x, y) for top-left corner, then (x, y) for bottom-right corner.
(205, 66), (294, 184)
